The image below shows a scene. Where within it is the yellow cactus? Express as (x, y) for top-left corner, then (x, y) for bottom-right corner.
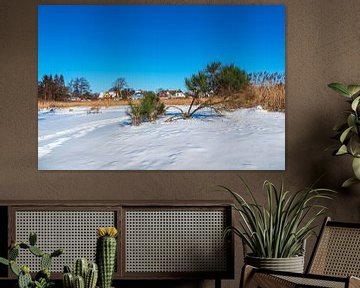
(96, 227), (118, 238)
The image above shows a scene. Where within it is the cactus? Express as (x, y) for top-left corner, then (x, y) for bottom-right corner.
(96, 227), (118, 288)
(63, 260), (98, 288)
(18, 270), (32, 288)
(0, 233), (64, 288)
(63, 272), (74, 288)
(41, 253), (52, 270)
(74, 258), (88, 279)
(85, 263), (98, 288)
(9, 246), (19, 260)
(74, 275), (85, 288)
(29, 232), (37, 246)
(29, 245), (44, 257)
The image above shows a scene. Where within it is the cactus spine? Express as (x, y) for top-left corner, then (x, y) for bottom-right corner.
(96, 227), (118, 288)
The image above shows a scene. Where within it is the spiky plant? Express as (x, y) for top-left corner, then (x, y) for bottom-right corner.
(96, 227), (118, 288)
(220, 179), (335, 258)
(63, 260), (98, 288)
(0, 232), (63, 288)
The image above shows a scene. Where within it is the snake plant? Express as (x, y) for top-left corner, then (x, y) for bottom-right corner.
(221, 179), (334, 258)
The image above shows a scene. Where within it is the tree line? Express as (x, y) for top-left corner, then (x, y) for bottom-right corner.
(38, 74), (95, 101)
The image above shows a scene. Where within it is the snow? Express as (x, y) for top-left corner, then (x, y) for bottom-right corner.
(38, 106), (285, 170)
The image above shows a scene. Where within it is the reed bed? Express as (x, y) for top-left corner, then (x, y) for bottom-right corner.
(248, 72), (285, 112)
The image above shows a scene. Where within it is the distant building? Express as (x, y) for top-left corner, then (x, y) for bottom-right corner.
(174, 90), (186, 98)
(98, 91), (117, 100)
(162, 89), (186, 99)
(132, 90), (144, 100)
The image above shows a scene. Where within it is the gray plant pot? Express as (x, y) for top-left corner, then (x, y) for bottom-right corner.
(245, 254), (305, 273)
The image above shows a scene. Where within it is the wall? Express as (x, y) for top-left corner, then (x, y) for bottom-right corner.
(1, 0), (360, 287)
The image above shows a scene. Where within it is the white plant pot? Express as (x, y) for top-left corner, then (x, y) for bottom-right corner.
(245, 254), (305, 273)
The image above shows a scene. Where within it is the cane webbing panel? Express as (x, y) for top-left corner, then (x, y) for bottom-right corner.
(125, 210), (227, 273)
(15, 211), (115, 272)
(276, 275), (345, 288)
(309, 226), (360, 277)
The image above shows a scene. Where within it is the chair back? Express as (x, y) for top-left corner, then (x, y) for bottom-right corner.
(307, 217), (360, 277)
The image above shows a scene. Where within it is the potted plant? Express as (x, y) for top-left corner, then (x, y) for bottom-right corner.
(221, 179), (334, 273)
(328, 83), (360, 187)
(0, 232), (64, 288)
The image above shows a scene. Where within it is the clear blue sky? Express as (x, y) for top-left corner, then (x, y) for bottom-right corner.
(38, 5), (285, 93)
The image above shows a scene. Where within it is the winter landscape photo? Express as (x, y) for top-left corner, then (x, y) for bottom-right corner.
(38, 5), (285, 170)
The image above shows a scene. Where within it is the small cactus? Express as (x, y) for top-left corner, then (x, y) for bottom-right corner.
(63, 272), (74, 288)
(74, 258), (88, 279)
(74, 275), (85, 288)
(96, 227), (118, 288)
(63, 259), (98, 288)
(85, 263), (98, 288)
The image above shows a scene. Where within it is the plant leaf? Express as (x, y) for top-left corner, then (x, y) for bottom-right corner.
(347, 85), (360, 97)
(342, 177), (360, 188)
(336, 145), (348, 155)
(352, 157), (360, 179)
(351, 96), (360, 111)
(328, 83), (351, 97)
(340, 126), (353, 143)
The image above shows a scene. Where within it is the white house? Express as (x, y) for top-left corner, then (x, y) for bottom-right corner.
(174, 91), (186, 98)
(98, 91), (117, 99)
(132, 90), (144, 100)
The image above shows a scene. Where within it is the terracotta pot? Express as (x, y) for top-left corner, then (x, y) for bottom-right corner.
(245, 254), (305, 273)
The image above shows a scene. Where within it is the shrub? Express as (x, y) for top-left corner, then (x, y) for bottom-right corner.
(127, 92), (165, 125)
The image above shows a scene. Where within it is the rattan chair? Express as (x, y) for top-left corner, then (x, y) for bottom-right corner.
(241, 217), (360, 288)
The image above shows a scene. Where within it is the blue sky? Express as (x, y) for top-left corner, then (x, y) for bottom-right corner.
(38, 5), (285, 93)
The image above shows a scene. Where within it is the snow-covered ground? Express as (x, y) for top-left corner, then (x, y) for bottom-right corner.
(38, 106), (285, 170)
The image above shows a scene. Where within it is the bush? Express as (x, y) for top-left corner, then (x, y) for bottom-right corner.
(216, 64), (248, 96)
(127, 92), (165, 125)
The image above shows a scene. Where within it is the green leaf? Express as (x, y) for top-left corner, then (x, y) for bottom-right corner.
(336, 145), (348, 155)
(340, 126), (353, 143)
(352, 157), (360, 179)
(0, 257), (9, 266)
(347, 85), (360, 97)
(347, 114), (356, 128)
(342, 177), (360, 188)
(328, 83), (351, 97)
(348, 135), (360, 157)
(351, 96), (360, 111)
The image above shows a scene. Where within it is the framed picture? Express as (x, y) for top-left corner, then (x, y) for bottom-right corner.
(38, 4), (285, 170)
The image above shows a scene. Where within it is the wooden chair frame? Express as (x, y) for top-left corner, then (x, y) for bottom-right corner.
(241, 217), (360, 288)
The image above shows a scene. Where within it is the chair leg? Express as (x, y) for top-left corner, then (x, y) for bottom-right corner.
(240, 265), (255, 288)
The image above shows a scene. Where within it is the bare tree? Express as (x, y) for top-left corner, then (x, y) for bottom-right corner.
(111, 78), (127, 99)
